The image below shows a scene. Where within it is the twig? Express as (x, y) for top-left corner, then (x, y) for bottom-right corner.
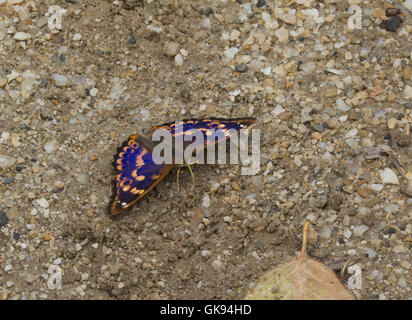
(295, 221), (309, 300)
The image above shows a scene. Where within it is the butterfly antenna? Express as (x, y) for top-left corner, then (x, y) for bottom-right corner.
(176, 168), (181, 192)
(187, 163), (195, 185)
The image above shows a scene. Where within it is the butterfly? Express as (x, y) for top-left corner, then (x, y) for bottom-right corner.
(109, 117), (256, 216)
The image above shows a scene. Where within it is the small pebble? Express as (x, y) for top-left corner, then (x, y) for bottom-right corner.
(13, 32), (31, 41)
(380, 168), (399, 185)
(174, 53), (183, 66)
(36, 198), (49, 209)
(52, 74), (69, 87)
(202, 194), (211, 208)
(0, 154), (16, 169)
(163, 41), (180, 57)
(0, 212), (8, 227)
(387, 118), (398, 129)
(353, 225), (369, 237)
(44, 141), (56, 154)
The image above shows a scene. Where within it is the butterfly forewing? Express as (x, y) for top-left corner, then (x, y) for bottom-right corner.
(110, 134), (174, 216)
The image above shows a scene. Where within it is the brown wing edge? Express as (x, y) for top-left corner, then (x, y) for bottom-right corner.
(109, 164), (175, 216)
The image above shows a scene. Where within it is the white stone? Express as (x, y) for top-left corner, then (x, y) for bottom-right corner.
(261, 67), (271, 76)
(139, 108), (150, 121)
(300, 61), (316, 74)
(274, 26), (289, 43)
(336, 98), (351, 111)
(52, 74), (69, 87)
(37, 198), (49, 209)
(229, 30), (240, 41)
(368, 184), (384, 192)
(202, 194), (211, 208)
(223, 47), (239, 60)
(380, 168), (399, 185)
(202, 18), (210, 28)
(44, 141), (56, 153)
(8, 0), (25, 5)
(90, 88), (98, 96)
(353, 225), (369, 237)
(1, 131), (10, 141)
(73, 33), (82, 41)
(180, 48), (188, 57)
(14, 32), (31, 41)
(174, 53), (183, 66)
(343, 229), (352, 239)
(403, 85), (412, 99)
(272, 105), (285, 116)
(0, 154), (16, 169)
(273, 65), (287, 77)
(223, 216), (232, 223)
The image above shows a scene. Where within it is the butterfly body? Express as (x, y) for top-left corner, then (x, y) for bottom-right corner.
(109, 117), (255, 216)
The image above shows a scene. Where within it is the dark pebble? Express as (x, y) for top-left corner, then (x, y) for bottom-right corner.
(3, 177), (14, 184)
(328, 193), (344, 211)
(380, 16), (402, 32)
(85, 88), (90, 96)
(321, 122), (330, 129)
(15, 166), (24, 172)
(392, 130), (410, 147)
(314, 123), (326, 132)
(385, 8), (401, 17)
(204, 8), (213, 16)
(396, 113), (404, 120)
(39, 78), (48, 87)
(129, 35), (136, 45)
(255, 241), (264, 252)
(384, 227), (396, 234)
(235, 64), (248, 73)
(349, 110), (362, 121)
(257, 0), (266, 8)
(384, 133), (391, 140)
(345, 207), (357, 217)
(362, 214), (374, 227)
(0, 212), (8, 227)
(40, 108), (53, 121)
(123, 0), (140, 10)
(236, 0), (243, 4)
(13, 232), (20, 240)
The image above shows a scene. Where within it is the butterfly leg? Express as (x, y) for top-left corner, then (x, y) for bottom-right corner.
(176, 163), (195, 192)
(176, 167), (182, 192)
(186, 163), (195, 185)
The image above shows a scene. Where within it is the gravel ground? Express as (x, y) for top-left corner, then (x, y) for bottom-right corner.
(0, 0), (411, 300)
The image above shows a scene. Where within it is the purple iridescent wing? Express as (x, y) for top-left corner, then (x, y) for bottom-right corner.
(109, 134), (174, 216)
(148, 117), (256, 148)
